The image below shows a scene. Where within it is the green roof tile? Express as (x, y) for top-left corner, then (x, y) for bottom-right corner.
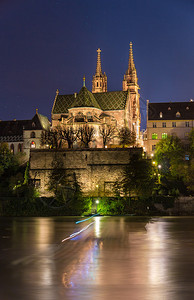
(52, 87), (128, 114)
(70, 86), (101, 109)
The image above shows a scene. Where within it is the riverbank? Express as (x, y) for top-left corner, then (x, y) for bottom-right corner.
(1, 196), (194, 217)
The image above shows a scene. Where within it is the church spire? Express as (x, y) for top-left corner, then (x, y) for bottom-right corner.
(122, 42), (138, 91)
(127, 42), (135, 75)
(92, 48), (107, 93)
(96, 48), (102, 76)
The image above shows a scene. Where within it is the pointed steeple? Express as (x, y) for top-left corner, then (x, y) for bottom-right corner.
(122, 43), (140, 143)
(92, 48), (107, 93)
(122, 42), (138, 91)
(127, 42), (135, 75)
(96, 48), (102, 76)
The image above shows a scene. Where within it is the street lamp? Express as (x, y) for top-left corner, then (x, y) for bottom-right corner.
(158, 164), (161, 183)
(96, 199), (99, 213)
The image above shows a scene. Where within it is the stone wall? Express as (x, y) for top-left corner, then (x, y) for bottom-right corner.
(29, 148), (142, 197)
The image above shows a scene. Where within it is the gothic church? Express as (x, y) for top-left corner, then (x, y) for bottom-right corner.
(51, 43), (141, 147)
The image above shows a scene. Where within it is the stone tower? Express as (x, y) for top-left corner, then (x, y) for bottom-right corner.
(123, 42), (140, 141)
(92, 48), (107, 93)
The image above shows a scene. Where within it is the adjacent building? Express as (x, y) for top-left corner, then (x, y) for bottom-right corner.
(144, 100), (194, 155)
(0, 110), (50, 159)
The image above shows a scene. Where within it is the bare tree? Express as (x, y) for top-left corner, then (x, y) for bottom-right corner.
(41, 128), (63, 149)
(77, 125), (95, 148)
(99, 125), (115, 148)
(62, 127), (77, 149)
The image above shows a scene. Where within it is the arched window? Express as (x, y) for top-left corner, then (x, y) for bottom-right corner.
(30, 141), (36, 149)
(10, 144), (14, 154)
(18, 143), (22, 152)
(30, 131), (36, 138)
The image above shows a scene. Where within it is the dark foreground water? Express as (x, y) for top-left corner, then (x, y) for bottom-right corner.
(1, 216), (194, 300)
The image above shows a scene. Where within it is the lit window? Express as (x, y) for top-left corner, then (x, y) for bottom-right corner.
(152, 133), (158, 140)
(159, 112), (163, 118)
(185, 122), (189, 127)
(153, 122), (157, 128)
(162, 133), (167, 139)
(10, 144), (14, 154)
(162, 122), (166, 128)
(176, 111), (180, 118)
(30, 141), (36, 148)
(168, 107), (171, 110)
(172, 122), (176, 127)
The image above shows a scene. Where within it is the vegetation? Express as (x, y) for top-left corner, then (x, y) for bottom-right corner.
(118, 127), (136, 147)
(115, 152), (156, 198)
(153, 134), (194, 196)
(46, 155), (92, 215)
(77, 125), (95, 148)
(99, 125), (115, 148)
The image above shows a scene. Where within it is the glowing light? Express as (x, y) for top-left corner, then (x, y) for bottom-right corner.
(96, 200), (99, 204)
(61, 222), (94, 242)
(158, 164), (161, 169)
(152, 161), (156, 165)
(151, 153), (154, 157)
(94, 217), (100, 238)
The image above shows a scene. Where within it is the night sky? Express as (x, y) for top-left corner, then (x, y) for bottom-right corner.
(0, 0), (194, 129)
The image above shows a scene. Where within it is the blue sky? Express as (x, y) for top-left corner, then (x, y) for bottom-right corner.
(0, 0), (194, 129)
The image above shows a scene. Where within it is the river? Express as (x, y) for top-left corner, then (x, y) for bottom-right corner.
(0, 216), (194, 300)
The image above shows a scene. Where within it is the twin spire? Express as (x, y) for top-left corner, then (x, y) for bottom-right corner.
(92, 48), (107, 93)
(84, 43), (138, 93)
(123, 42), (138, 91)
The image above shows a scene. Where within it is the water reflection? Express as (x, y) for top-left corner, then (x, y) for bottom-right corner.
(1, 217), (194, 300)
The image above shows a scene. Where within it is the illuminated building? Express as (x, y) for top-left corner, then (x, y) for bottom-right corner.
(144, 100), (194, 155)
(0, 110), (50, 158)
(51, 43), (141, 147)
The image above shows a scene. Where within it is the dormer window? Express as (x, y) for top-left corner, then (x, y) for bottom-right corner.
(186, 106), (189, 110)
(159, 112), (163, 118)
(168, 107), (171, 111)
(176, 111), (180, 118)
(32, 122), (35, 127)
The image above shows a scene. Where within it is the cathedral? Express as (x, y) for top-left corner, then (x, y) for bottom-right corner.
(51, 43), (141, 147)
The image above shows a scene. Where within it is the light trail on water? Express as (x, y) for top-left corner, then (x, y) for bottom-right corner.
(61, 222), (95, 243)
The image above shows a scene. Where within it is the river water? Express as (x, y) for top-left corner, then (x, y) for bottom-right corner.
(1, 216), (194, 300)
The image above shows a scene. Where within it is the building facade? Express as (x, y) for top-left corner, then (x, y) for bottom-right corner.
(0, 110), (50, 159)
(51, 43), (141, 147)
(144, 100), (194, 155)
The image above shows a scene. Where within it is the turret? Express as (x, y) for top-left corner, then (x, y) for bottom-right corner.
(92, 48), (107, 93)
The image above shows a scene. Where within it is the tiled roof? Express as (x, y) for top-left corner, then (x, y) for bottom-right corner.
(0, 113), (50, 141)
(94, 91), (128, 110)
(52, 94), (75, 114)
(52, 87), (128, 114)
(148, 102), (194, 120)
(0, 120), (29, 140)
(71, 86), (101, 109)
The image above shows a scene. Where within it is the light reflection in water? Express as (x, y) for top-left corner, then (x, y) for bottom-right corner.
(62, 217), (103, 289)
(146, 221), (170, 286)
